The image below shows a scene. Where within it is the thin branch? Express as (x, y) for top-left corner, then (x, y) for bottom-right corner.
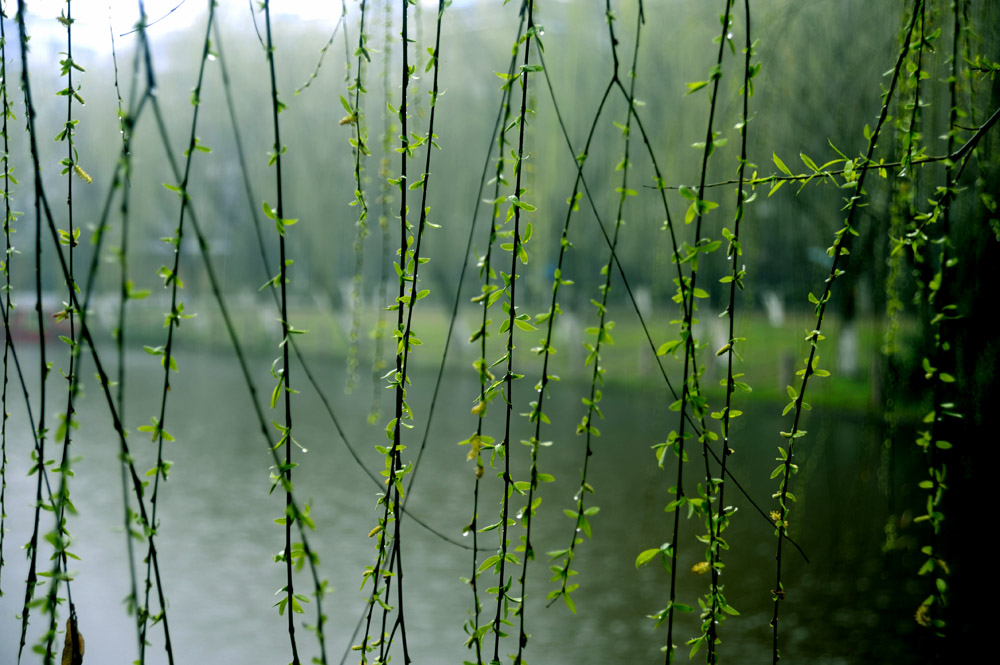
(658, 105), (999, 191)
(119, 0), (187, 36)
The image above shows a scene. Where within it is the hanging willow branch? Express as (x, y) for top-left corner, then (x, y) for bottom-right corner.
(0, 0), (13, 601)
(109, 9), (144, 655)
(14, 3), (175, 663)
(547, 0), (645, 619)
(487, 2), (537, 663)
(537, 3), (809, 568)
(701, 1), (755, 661)
(456, 7), (528, 662)
(770, 3), (922, 662)
(261, 2), (306, 663)
(42, 1), (86, 656)
(15, 0), (50, 653)
(345, 0), (370, 395)
(368, 0), (395, 426)
(137, 6), (214, 662)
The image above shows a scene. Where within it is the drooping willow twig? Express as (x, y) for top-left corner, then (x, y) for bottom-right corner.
(658, 3), (736, 658)
(345, 0), (370, 395)
(42, 1), (87, 656)
(489, 2), (536, 662)
(380, 4), (449, 659)
(210, 12), (471, 556)
(536, 10), (810, 566)
(539, 30), (695, 407)
(293, 4), (348, 96)
(261, 2), (304, 662)
(909, 0), (965, 644)
(137, 5), (216, 663)
(13, 2), (95, 656)
(128, 19), (333, 660)
(9, 2), (152, 652)
(119, 0), (186, 36)
(109, 7), (144, 655)
(451, 6), (527, 662)
(359, 0), (445, 660)
(452, 3), (532, 663)
(357, 5), (414, 661)
(515, 0), (585, 651)
(545, 8), (803, 602)
(368, 0), (394, 425)
(14, 3), (176, 660)
(770, 3), (921, 662)
(879, 0), (928, 572)
(657, 104), (999, 193)
(545, 0), (636, 615)
(0, 259), (51, 618)
(699, 2), (756, 661)
(0, 0), (12, 600)
(15, 0), (51, 653)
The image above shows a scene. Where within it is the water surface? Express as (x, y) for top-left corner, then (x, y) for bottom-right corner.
(0, 346), (924, 663)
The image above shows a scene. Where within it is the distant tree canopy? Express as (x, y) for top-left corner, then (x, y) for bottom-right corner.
(4, 1), (992, 316)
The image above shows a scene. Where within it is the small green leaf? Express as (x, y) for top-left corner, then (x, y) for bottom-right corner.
(773, 152), (792, 176)
(635, 548), (660, 568)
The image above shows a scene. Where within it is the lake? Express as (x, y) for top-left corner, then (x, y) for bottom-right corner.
(0, 345), (927, 663)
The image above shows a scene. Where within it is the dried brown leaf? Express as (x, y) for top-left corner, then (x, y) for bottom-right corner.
(61, 616), (85, 665)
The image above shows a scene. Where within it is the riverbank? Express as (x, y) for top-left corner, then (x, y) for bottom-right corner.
(2, 290), (920, 413)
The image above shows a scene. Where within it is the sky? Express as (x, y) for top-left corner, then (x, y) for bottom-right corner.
(19, 0), (490, 54)
(21, 1), (338, 53)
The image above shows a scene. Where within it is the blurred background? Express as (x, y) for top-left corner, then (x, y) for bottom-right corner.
(0, 0), (996, 663)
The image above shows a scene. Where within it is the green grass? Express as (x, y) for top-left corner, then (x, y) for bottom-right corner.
(90, 294), (918, 414)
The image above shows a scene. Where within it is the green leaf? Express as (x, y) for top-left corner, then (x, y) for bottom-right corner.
(635, 548), (660, 568)
(773, 152), (792, 176)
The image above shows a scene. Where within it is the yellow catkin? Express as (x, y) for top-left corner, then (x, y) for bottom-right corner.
(691, 561), (711, 575)
(72, 164), (92, 184)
